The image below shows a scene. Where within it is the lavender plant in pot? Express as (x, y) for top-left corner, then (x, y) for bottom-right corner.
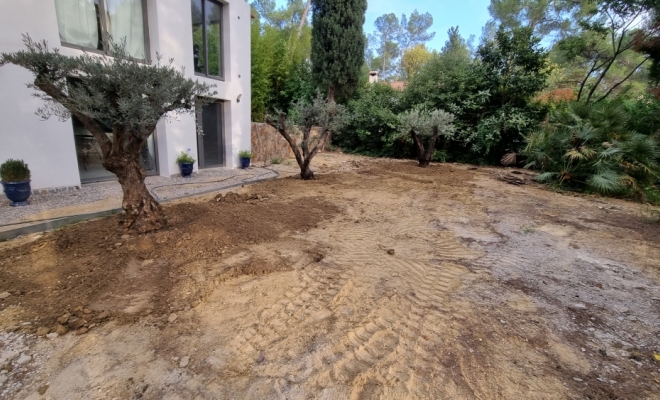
(1, 159), (31, 206)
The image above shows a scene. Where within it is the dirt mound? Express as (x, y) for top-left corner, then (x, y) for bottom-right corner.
(0, 193), (339, 334)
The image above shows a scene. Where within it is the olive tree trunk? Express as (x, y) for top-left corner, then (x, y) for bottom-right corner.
(411, 127), (440, 168)
(269, 113), (329, 180)
(104, 149), (165, 232)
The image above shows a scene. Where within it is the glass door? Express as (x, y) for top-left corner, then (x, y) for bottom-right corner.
(72, 116), (158, 183)
(197, 101), (225, 168)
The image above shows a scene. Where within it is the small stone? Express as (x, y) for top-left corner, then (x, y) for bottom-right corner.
(76, 327), (88, 335)
(16, 354), (31, 365)
(121, 234), (130, 240)
(97, 311), (110, 320)
(179, 356), (190, 368)
(38, 385), (49, 395)
(55, 324), (68, 336)
(115, 242), (122, 247)
(46, 333), (59, 340)
(36, 327), (50, 337)
(68, 318), (85, 330)
(0, 292), (10, 300)
(581, 348), (586, 352)
(190, 300), (201, 308)
(74, 306), (83, 312)
(588, 328), (595, 332)
(387, 249), (395, 255)
(57, 313), (71, 325)
(570, 303), (587, 310)
(573, 377), (583, 382)
(83, 308), (91, 314)
(500, 320), (506, 324)
(168, 313), (178, 323)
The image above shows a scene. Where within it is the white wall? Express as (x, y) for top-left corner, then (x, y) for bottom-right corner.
(0, 0), (252, 188)
(148, 0), (252, 174)
(0, 0), (81, 190)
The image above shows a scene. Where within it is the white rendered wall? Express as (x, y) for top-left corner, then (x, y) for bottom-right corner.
(0, 0), (252, 189)
(148, 0), (252, 174)
(0, 0), (81, 190)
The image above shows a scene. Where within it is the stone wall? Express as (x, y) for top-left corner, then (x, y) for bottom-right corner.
(250, 123), (324, 164)
(251, 123), (293, 164)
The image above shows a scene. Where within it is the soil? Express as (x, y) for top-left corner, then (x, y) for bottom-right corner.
(0, 153), (659, 399)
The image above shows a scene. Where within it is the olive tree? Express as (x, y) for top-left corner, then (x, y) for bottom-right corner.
(267, 95), (347, 180)
(399, 109), (456, 167)
(0, 36), (216, 232)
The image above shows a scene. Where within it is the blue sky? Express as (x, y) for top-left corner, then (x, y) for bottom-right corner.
(274, 0), (492, 51)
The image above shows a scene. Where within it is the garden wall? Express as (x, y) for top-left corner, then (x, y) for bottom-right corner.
(251, 123), (293, 164)
(250, 123), (323, 164)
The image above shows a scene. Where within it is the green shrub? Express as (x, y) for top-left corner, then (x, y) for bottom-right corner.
(523, 101), (660, 196)
(238, 150), (253, 159)
(271, 157), (283, 164)
(175, 151), (196, 164)
(0, 159), (31, 182)
(336, 83), (406, 157)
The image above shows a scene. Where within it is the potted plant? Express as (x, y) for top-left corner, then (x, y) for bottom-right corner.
(1, 159), (31, 206)
(176, 150), (196, 178)
(238, 150), (252, 169)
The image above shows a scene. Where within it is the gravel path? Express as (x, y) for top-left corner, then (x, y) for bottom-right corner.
(0, 167), (278, 226)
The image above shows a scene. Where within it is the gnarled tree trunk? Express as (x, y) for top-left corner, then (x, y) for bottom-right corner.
(411, 127), (439, 168)
(269, 112), (330, 180)
(103, 137), (166, 233)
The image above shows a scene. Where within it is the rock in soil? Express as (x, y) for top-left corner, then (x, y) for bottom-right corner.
(179, 356), (190, 368)
(38, 385), (49, 395)
(168, 314), (178, 323)
(46, 332), (58, 340)
(15, 354), (31, 365)
(55, 324), (68, 336)
(0, 292), (10, 299)
(36, 327), (50, 336)
(68, 318), (85, 330)
(57, 313), (70, 325)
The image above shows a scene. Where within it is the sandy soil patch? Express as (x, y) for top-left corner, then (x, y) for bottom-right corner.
(0, 154), (659, 399)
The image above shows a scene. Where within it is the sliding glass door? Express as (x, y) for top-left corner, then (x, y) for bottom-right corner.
(72, 117), (157, 183)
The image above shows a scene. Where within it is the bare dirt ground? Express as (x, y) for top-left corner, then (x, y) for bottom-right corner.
(1, 153), (659, 399)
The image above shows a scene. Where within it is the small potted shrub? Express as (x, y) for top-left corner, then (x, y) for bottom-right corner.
(238, 150), (252, 169)
(1, 159), (31, 206)
(176, 150), (196, 178)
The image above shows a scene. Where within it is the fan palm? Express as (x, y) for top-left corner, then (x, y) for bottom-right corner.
(522, 101), (660, 195)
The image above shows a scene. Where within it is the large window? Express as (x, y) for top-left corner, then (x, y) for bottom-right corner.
(191, 0), (224, 79)
(54, 0), (148, 60)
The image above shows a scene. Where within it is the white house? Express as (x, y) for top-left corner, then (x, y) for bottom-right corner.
(0, 0), (251, 191)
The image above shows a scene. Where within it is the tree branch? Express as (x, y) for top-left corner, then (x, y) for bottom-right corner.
(595, 56), (650, 103)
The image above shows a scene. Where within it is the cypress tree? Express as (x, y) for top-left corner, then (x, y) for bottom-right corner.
(311, 0), (367, 102)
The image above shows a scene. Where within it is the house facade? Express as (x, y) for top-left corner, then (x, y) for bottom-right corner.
(0, 0), (251, 191)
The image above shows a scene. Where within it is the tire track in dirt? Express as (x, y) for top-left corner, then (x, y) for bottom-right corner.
(306, 224), (471, 399)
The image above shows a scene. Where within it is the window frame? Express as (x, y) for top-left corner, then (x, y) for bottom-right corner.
(58, 0), (151, 63)
(192, 0), (225, 81)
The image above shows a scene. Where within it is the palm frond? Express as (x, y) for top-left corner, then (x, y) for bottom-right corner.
(586, 170), (625, 194)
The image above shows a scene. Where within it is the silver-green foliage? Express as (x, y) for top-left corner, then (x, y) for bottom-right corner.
(523, 101), (660, 195)
(0, 35), (216, 142)
(267, 94), (347, 179)
(398, 108), (455, 139)
(398, 108), (455, 166)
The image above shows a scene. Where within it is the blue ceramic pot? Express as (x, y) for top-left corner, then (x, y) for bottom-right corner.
(240, 157), (251, 169)
(180, 162), (194, 177)
(2, 180), (31, 206)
